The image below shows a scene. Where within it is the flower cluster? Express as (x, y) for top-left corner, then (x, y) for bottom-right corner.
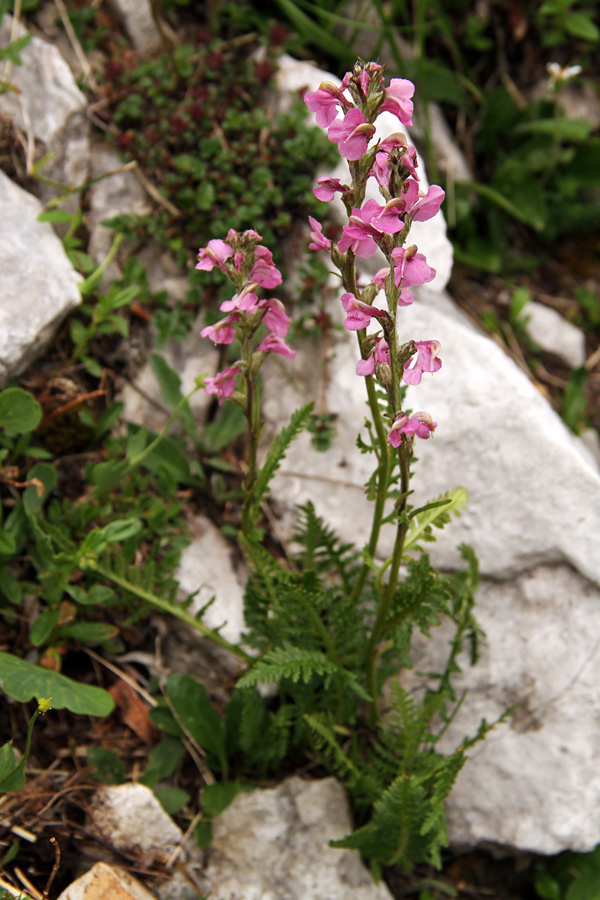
(197, 229), (295, 405)
(305, 59), (443, 447)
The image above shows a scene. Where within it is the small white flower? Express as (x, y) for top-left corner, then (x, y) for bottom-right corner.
(547, 62), (583, 86)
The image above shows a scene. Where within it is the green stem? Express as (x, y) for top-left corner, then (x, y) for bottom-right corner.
(241, 341), (260, 536)
(92, 563), (252, 663)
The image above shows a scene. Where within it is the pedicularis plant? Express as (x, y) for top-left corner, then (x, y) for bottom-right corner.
(190, 59), (494, 875)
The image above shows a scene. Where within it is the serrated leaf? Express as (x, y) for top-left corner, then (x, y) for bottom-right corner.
(404, 488), (468, 555)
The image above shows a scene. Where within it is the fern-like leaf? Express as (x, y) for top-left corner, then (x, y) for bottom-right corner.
(237, 644), (339, 688)
(249, 402), (313, 521)
(403, 487), (468, 555)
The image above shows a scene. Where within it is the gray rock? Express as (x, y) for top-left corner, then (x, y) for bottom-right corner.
(206, 776), (393, 900)
(412, 564), (600, 854)
(106, 0), (162, 55)
(0, 17), (90, 202)
(0, 171), (81, 385)
(523, 299), (587, 369)
(264, 288), (600, 585)
(87, 142), (153, 275)
(176, 514), (246, 646)
(91, 783), (183, 860)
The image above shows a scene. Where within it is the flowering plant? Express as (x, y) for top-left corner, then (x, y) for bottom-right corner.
(194, 59), (491, 876)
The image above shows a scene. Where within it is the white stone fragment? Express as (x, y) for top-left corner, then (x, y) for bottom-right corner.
(176, 515), (246, 646)
(524, 299), (587, 368)
(106, 0), (162, 55)
(56, 862), (156, 900)
(413, 564), (600, 854)
(0, 17), (90, 194)
(0, 171), (81, 385)
(206, 777), (393, 900)
(91, 783), (182, 860)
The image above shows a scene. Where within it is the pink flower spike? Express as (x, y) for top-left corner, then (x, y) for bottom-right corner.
(328, 108), (376, 161)
(308, 216), (331, 251)
(259, 298), (290, 338)
(205, 366), (240, 405)
(200, 313), (240, 345)
(403, 340), (442, 386)
(196, 239), (232, 272)
(380, 77), (415, 126)
(305, 81), (350, 128)
(341, 292), (385, 331)
(313, 177), (347, 202)
(387, 411), (437, 447)
(257, 334), (296, 359)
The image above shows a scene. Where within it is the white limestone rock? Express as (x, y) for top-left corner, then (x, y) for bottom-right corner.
(263, 287), (600, 586)
(524, 299), (587, 369)
(106, 0), (162, 55)
(176, 514), (246, 646)
(0, 17), (90, 199)
(0, 171), (81, 385)
(275, 55), (454, 293)
(56, 862), (156, 900)
(205, 776), (393, 900)
(413, 564), (600, 854)
(87, 142), (153, 275)
(91, 783), (182, 861)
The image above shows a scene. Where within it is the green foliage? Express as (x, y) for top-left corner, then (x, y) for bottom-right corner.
(0, 652), (114, 715)
(100, 32), (337, 268)
(536, 845), (600, 900)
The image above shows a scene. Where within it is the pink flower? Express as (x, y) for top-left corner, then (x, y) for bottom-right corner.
(305, 81), (350, 128)
(341, 292), (385, 331)
(259, 298), (290, 337)
(249, 254), (282, 288)
(356, 336), (390, 375)
(313, 177), (348, 202)
(403, 340), (442, 386)
(380, 78), (415, 126)
(338, 199), (404, 258)
(200, 313), (240, 345)
(205, 366), (240, 405)
(327, 108), (376, 161)
(387, 411), (436, 447)
(220, 285), (259, 313)
(397, 180), (445, 222)
(370, 134), (419, 188)
(257, 334), (296, 359)
(391, 246), (436, 288)
(308, 216), (331, 251)
(373, 267), (415, 306)
(196, 239), (232, 272)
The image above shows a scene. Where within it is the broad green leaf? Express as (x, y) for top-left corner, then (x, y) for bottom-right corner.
(564, 11), (599, 41)
(165, 674), (227, 773)
(38, 209), (74, 224)
(61, 622), (118, 645)
(0, 651), (114, 716)
(65, 584), (115, 606)
(156, 787), (190, 814)
(0, 388), (42, 435)
(140, 737), (182, 788)
(458, 180), (546, 230)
